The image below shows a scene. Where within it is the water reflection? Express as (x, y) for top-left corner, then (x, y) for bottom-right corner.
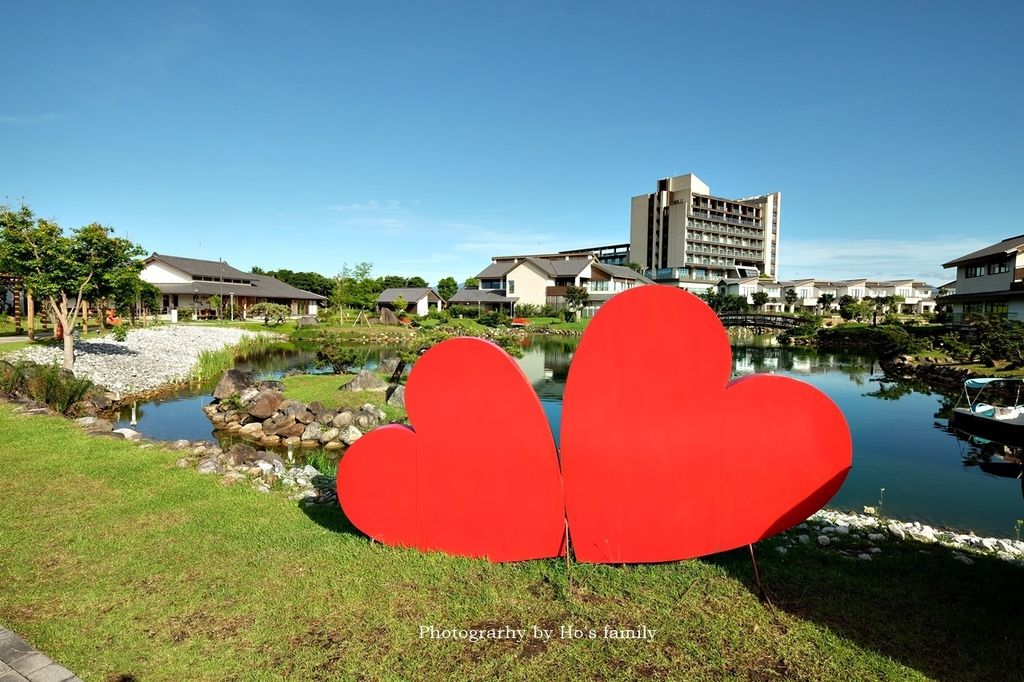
(513, 336), (1023, 537)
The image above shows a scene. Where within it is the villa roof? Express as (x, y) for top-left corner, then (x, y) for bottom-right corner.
(943, 235), (1024, 268)
(377, 287), (442, 304)
(448, 288), (518, 304)
(593, 263), (654, 283)
(144, 253), (326, 300)
(146, 253), (254, 281)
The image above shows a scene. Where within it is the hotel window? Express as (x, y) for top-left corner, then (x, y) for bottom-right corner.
(965, 265), (987, 278)
(987, 261), (1010, 275)
(507, 280), (515, 294)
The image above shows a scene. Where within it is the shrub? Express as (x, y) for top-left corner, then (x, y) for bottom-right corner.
(176, 307), (194, 321)
(316, 336), (369, 373)
(27, 365), (93, 414)
(447, 305), (481, 319)
(540, 304), (558, 318)
(251, 302), (290, 326)
(479, 310), (510, 327)
(111, 323), (128, 342)
(0, 361), (28, 394)
(514, 303), (541, 317)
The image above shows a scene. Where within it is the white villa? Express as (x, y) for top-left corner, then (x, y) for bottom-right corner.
(141, 254), (327, 318)
(717, 276), (937, 314)
(939, 234), (1024, 321)
(376, 288), (445, 316)
(450, 251), (654, 317)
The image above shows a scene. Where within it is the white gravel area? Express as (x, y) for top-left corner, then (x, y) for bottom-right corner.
(9, 325), (265, 395)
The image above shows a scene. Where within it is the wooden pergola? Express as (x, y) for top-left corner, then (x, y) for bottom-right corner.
(0, 274), (40, 340)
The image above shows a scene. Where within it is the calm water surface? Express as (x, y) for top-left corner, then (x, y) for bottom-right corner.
(118, 335), (1024, 537)
(521, 335), (1024, 538)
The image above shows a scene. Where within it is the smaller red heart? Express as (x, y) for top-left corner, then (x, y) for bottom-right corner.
(336, 337), (566, 562)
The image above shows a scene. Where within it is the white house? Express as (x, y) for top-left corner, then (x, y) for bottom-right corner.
(939, 235), (1024, 321)
(141, 253), (326, 318)
(451, 251), (654, 317)
(376, 288), (445, 316)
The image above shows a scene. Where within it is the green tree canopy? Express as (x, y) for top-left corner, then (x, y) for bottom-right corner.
(0, 204), (145, 368)
(437, 276), (458, 300)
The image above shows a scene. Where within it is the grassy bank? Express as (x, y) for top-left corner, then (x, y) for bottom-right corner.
(280, 373), (405, 422)
(1, 406), (1022, 679)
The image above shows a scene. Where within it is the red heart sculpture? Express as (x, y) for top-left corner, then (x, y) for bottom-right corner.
(561, 286), (852, 563)
(336, 337), (566, 562)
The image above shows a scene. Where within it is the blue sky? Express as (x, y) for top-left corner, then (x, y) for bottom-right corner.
(3, 1), (1021, 286)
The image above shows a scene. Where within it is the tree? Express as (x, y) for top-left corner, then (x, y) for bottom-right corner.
(837, 295), (856, 320)
(437, 276), (458, 300)
(138, 281), (161, 323)
(208, 295), (222, 319)
(335, 262), (377, 310)
(627, 262), (644, 273)
(0, 205), (145, 369)
(817, 292), (835, 313)
(406, 276), (428, 288)
(565, 285), (590, 320)
(463, 277), (480, 289)
(784, 287), (799, 312)
(751, 290), (769, 311)
(392, 295), (408, 317)
(847, 300), (873, 323)
(250, 302), (289, 325)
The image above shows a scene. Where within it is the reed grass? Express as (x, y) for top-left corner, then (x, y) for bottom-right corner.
(187, 334), (291, 385)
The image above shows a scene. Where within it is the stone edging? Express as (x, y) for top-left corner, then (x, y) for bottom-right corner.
(0, 626), (80, 682)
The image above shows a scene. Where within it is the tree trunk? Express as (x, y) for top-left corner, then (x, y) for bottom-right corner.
(26, 293), (34, 341)
(82, 300), (89, 333)
(63, 331), (74, 370)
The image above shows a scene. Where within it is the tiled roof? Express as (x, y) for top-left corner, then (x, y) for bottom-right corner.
(942, 235), (1024, 268)
(147, 253), (253, 281)
(448, 288), (518, 304)
(377, 287), (441, 303)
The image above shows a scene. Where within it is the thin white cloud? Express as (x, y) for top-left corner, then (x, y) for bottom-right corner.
(0, 113), (63, 124)
(328, 200), (402, 212)
(780, 237), (990, 284)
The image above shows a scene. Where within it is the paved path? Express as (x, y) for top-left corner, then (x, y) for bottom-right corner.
(0, 627), (79, 682)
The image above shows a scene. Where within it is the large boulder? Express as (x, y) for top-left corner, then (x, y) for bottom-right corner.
(386, 385), (405, 408)
(278, 421), (306, 439)
(319, 427), (340, 444)
(332, 410), (354, 429)
(213, 369), (255, 400)
(262, 414), (296, 437)
(340, 425), (363, 445)
(279, 400), (307, 417)
(379, 357), (402, 375)
(225, 444), (257, 466)
(247, 390), (284, 419)
(343, 370), (387, 393)
(354, 410), (378, 431)
(301, 422), (323, 442)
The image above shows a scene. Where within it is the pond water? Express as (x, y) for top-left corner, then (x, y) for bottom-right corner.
(116, 335), (1024, 538)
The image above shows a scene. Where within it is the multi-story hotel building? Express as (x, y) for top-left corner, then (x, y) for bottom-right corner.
(629, 173), (781, 292)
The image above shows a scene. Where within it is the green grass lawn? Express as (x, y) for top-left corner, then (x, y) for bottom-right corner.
(1, 406), (1022, 679)
(281, 373), (406, 422)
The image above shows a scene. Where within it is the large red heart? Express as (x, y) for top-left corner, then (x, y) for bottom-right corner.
(561, 286), (852, 563)
(336, 337), (566, 562)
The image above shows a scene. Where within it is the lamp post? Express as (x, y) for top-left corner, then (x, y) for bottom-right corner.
(230, 292), (235, 321)
(219, 258), (224, 320)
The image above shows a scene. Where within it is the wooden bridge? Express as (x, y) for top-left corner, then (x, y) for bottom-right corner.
(717, 312), (802, 330)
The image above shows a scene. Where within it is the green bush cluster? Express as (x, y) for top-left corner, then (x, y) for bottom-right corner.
(0, 360), (95, 414)
(251, 302), (290, 326)
(315, 336), (372, 373)
(176, 307), (194, 321)
(478, 310), (510, 327)
(447, 305), (481, 319)
(111, 323), (128, 342)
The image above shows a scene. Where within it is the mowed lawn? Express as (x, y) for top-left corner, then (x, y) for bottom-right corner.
(1, 405), (1022, 680)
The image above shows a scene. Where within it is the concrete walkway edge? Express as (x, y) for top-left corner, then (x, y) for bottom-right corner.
(0, 627), (80, 682)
